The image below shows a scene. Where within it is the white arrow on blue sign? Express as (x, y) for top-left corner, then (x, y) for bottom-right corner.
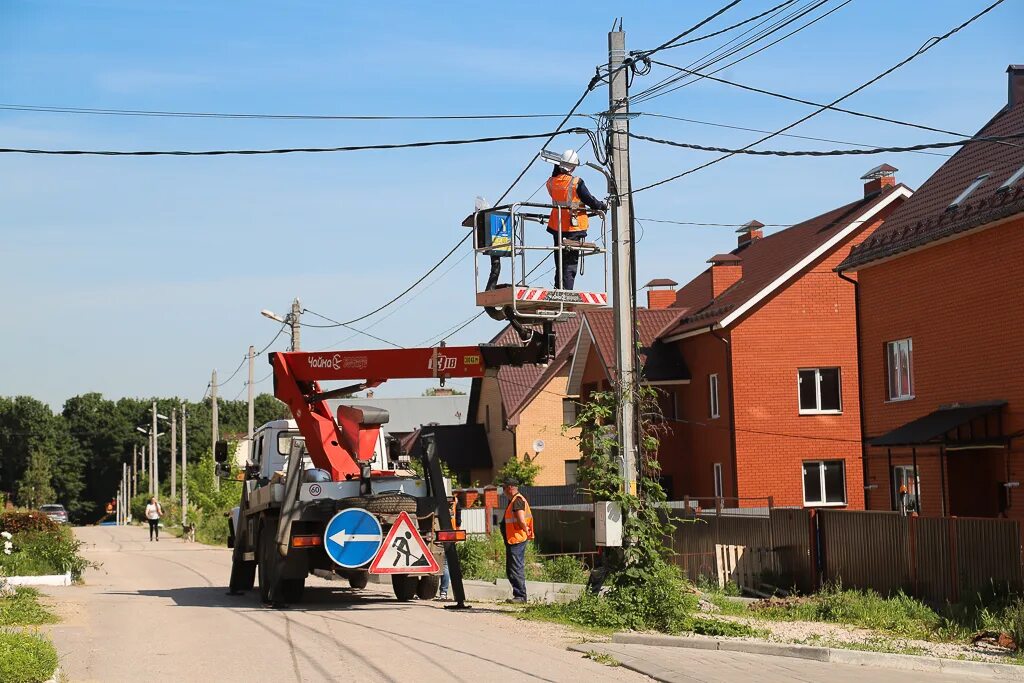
(323, 508), (383, 568)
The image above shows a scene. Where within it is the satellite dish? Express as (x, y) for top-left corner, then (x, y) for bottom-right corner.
(533, 439), (545, 453)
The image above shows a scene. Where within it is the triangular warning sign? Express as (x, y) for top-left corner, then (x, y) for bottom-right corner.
(369, 511), (440, 575)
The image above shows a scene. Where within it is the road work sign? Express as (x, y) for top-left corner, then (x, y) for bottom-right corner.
(324, 508), (383, 568)
(369, 511), (439, 574)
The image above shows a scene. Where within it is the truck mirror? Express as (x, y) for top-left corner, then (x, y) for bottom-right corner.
(214, 440), (229, 464)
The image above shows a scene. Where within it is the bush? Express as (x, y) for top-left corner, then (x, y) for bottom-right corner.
(0, 512), (59, 536)
(542, 555), (589, 584)
(0, 631), (59, 683)
(0, 526), (93, 581)
(0, 588), (57, 626)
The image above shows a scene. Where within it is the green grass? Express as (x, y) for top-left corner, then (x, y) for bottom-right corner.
(0, 527), (92, 582)
(456, 533), (589, 584)
(798, 633), (928, 656)
(0, 630), (59, 683)
(581, 651), (620, 666)
(0, 588), (57, 627)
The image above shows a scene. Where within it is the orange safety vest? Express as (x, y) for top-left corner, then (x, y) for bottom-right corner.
(503, 493), (534, 544)
(546, 174), (588, 233)
(449, 496), (460, 531)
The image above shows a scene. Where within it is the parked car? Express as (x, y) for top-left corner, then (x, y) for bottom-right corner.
(40, 504), (68, 524)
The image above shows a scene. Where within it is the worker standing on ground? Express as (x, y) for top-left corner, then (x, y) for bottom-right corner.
(546, 150), (607, 290)
(500, 477), (534, 603)
(145, 497), (163, 542)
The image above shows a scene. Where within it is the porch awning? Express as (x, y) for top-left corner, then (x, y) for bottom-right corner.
(869, 400), (1008, 447)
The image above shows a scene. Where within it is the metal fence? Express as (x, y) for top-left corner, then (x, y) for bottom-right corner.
(459, 507), (488, 535)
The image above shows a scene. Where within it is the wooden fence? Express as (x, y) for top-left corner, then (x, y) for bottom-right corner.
(532, 504), (1022, 603)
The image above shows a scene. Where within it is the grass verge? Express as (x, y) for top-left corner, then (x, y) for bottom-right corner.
(582, 650), (620, 666)
(0, 588), (57, 627)
(0, 630), (59, 683)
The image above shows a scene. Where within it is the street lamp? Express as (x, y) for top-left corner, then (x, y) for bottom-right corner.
(260, 298), (301, 351)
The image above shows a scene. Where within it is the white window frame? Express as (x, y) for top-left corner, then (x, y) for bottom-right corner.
(713, 463), (724, 498)
(797, 367), (843, 415)
(886, 338), (915, 401)
(709, 374), (720, 419)
(802, 460), (847, 507)
(564, 459), (580, 485)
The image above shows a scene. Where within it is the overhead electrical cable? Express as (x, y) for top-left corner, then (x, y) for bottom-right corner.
(638, 218), (789, 227)
(632, 0), (1008, 194)
(641, 112), (951, 157)
(640, 0), (798, 54)
(631, 0), (746, 59)
(626, 130), (1024, 156)
(0, 128), (589, 156)
(0, 104), (593, 121)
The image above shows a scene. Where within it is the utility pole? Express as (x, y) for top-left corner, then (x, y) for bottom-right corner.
(170, 407), (177, 499)
(141, 444), (147, 494)
(123, 462), (129, 523)
(151, 401), (159, 497)
(290, 298), (302, 351)
(181, 402), (188, 525)
(211, 370), (219, 491)
(132, 444), (138, 500)
(607, 25), (639, 495)
(247, 344), (255, 439)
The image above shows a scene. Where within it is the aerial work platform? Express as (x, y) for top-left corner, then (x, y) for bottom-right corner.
(467, 201), (609, 322)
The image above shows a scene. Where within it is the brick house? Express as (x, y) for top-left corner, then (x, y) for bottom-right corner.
(468, 317), (583, 485)
(837, 66), (1024, 520)
(570, 171), (911, 507)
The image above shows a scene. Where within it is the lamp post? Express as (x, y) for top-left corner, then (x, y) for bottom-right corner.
(261, 298), (301, 351)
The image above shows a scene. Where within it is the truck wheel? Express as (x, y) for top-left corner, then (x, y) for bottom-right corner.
(339, 494), (418, 516)
(257, 521), (281, 604)
(280, 578), (305, 604)
(348, 572), (368, 589)
(392, 575), (418, 601)
(229, 544), (256, 594)
(417, 575), (440, 600)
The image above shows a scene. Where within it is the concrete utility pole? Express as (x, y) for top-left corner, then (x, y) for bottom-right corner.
(181, 402), (188, 525)
(290, 298), (302, 351)
(211, 370), (219, 491)
(141, 445), (147, 493)
(170, 408), (177, 498)
(123, 462), (128, 523)
(607, 26), (639, 494)
(247, 344), (255, 439)
(151, 401), (159, 496)
(132, 444), (137, 500)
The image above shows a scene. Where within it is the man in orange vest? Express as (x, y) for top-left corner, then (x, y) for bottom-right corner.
(500, 477), (534, 603)
(546, 149), (607, 290)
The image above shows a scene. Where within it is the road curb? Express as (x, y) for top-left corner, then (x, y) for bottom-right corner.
(5, 572), (73, 587)
(332, 572), (582, 603)
(610, 632), (1024, 680)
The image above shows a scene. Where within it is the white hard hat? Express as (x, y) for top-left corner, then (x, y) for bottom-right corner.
(558, 149), (580, 172)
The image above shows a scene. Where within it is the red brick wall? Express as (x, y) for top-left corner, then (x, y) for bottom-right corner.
(857, 217), (1024, 520)
(647, 289), (677, 310)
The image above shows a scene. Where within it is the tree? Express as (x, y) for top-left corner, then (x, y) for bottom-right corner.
(421, 388), (467, 396)
(495, 454), (542, 487)
(16, 451), (56, 509)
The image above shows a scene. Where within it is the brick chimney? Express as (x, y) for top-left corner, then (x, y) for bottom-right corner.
(861, 163), (898, 198)
(644, 278), (678, 309)
(707, 254), (742, 298)
(1008, 65), (1024, 109)
(736, 220), (764, 247)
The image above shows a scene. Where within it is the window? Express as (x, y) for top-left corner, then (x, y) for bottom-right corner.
(709, 374), (720, 419)
(892, 465), (921, 513)
(562, 398), (578, 426)
(803, 460), (846, 506)
(277, 430), (301, 456)
(948, 173), (990, 209)
(798, 368), (842, 414)
(564, 460), (579, 485)
(886, 339), (914, 400)
(713, 463), (724, 498)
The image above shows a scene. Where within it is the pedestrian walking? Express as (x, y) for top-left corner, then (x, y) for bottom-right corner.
(500, 478), (534, 603)
(145, 497), (163, 542)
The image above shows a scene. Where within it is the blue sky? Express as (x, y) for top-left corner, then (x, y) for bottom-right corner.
(1, 0), (1018, 408)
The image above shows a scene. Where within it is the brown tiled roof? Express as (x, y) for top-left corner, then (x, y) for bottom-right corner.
(664, 186), (909, 338)
(644, 278), (679, 287)
(487, 317), (581, 424)
(840, 98), (1024, 270)
(584, 308), (688, 381)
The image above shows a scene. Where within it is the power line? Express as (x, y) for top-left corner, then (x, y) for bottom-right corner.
(641, 112), (952, 157)
(647, 61), (969, 139)
(638, 217), (789, 227)
(631, 0), (838, 104)
(0, 128), (589, 156)
(302, 309), (405, 348)
(627, 130), (1024, 157)
(633, 0), (1007, 194)
(0, 103), (593, 121)
(633, 0), (745, 59)
(637, 0), (799, 57)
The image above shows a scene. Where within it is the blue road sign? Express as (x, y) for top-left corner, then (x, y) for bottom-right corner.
(323, 508), (383, 569)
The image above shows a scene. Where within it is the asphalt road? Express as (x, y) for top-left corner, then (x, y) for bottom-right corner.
(42, 526), (646, 683)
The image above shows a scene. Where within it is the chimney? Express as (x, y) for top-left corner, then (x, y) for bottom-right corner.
(736, 220), (764, 247)
(644, 278), (678, 309)
(707, 254), (742, 298)
(861, 163), (898, 198)
(1008, 65), (1024, 109)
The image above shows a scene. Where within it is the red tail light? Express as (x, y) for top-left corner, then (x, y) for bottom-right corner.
(435, 530), (467, 543)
